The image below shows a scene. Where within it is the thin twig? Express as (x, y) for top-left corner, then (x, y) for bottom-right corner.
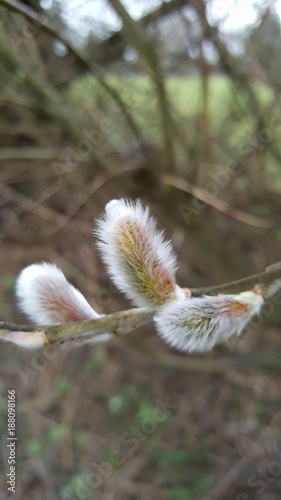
(191, 262), (281, 297)
(0, 162), (143, 236)
(161, 173), (274, 228)
(0, 147), (59, 161)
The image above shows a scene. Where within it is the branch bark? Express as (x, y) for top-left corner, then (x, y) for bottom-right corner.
(0, 308), (156, 347)
(1, 263), (280, 351)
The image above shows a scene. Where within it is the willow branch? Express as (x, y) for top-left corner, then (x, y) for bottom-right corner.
(191, 262), (281, 298)
(0, 308), (156, 347)
(1, 263), (281, 350)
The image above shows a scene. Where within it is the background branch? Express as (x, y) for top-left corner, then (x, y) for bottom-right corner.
(0, 0), (148, 161)
(108, 0), (178, 173)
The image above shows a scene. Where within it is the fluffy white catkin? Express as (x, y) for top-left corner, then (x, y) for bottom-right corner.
(154, 291), (264, 353)
(95, 199), (185, 307)
(16, 262), (99, 325)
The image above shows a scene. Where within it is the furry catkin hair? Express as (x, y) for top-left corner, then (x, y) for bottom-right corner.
(95, 199), (184, 307)
(154, 291), (264, 353)
(16, 262), (99, 325)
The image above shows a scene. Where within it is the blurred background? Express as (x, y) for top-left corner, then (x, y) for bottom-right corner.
(0, 0), (281, 498)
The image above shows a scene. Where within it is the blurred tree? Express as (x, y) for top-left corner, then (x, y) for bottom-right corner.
(246, 8), (281, 91)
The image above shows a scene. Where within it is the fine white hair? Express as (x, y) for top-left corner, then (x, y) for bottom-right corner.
(154, 291), (264, 353)
(95, 199), (183, 307)
(16, 262), (99, 325)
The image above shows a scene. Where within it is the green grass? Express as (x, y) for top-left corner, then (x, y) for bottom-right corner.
(68, 73), (273, 124)
(68, 72), (281, 189)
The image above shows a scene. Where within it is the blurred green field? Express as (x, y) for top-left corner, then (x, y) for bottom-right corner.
(69, 74), (273, 129)
(68, 73), (281, 190)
